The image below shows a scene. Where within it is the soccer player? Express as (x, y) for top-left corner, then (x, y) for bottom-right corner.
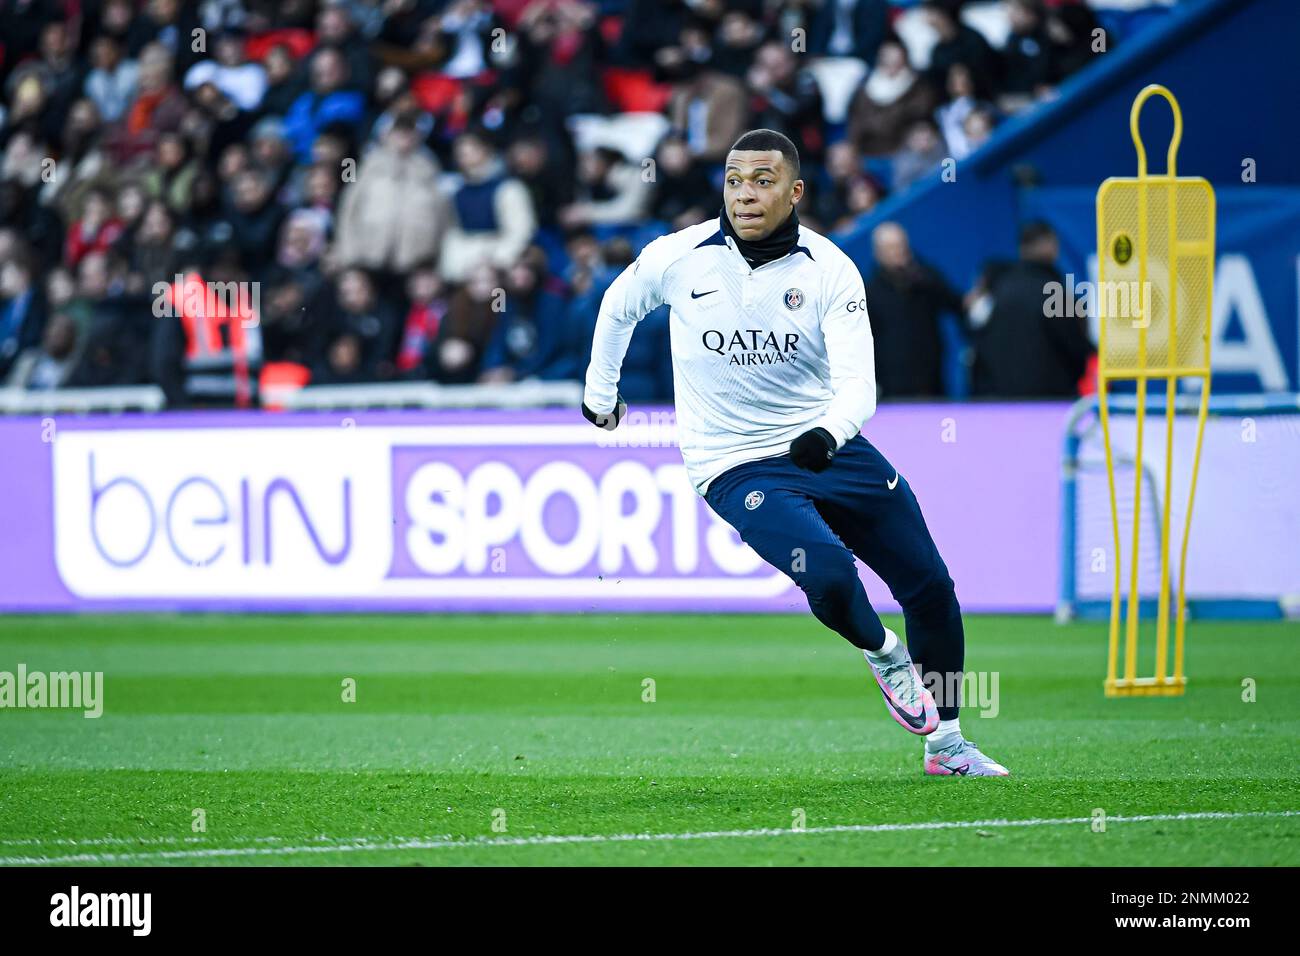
(581, 129), (1008, 776)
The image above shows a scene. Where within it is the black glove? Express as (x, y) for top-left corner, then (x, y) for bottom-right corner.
(582, 392), (627, 431)
(789, 427), (837, 472)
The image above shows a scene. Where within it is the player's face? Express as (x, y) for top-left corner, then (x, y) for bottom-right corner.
(723, 149), (804, 241)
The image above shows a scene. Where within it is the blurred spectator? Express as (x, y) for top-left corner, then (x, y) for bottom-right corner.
(664, 30), (746, 163)
(479, 247), (568, 382)
(962, 107), (996, 154)
(259, 240), (326, 368)
(1, 126), (50, 189)
(115, 181), (149, 237)
(514, 0), (608, 128)
(184, 28), (267, 112)
(259, 43), (306, 118)
(1047, 2), (1105, 82)
(30, 21), (82, 141)
(649, 135), (714, 230)
(42, 266), (81, 340)
(365, 66), (425, 145)
(891, 118), (946, 192)
(846, 39), (938, 157)
(0, 251), (45, 379)
(5, 311), (81, 390)
(439, 129), (537, 282)
(141, 131), (202, 215)
(65, 187), (125, 268)
(935, 62), (994, 160)
(711, 10), (765, 78)
(555, 231), (669, 400)
(126, 0), (202, 72)
(0, 179), (63, 271)
(434, 0), (496, 81)
(69, 250), (152, 390)
(428, 261), (499, 384)
(1000, 0), (1055, 103)
(316, 268), (400, 382)
(507, 134), (574, 229)
(559, 147), (649, 229)
(283, 46), (365, 163)
(297, 162), (341, 225)
(745, 41), (826, 165)
(969, 221), (1093, 397)
(334, 115), (449, 275)
(84, 35), (139, 123)
(395, 262), (449, 377)
(923, 0), (999, 91)
(866, 222), (965, 399)
(223, 168), (285, 277)
(124, 199), (178, 286)
(316, 4), (374, 93)
(121, 43), (188, 150)
(249, 116), (294, 195)
(808, 0), (890, 65)
(187, 79), (258, 163)
(42, 98), (109, 220)
(317, 332), (367, 384)
(617, 0), (690, 69)
(809, 141), (886, 232)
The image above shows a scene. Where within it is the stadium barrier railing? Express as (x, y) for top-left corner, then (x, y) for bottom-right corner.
(0, 386), (167, 415)
(279, 379), (584, 410)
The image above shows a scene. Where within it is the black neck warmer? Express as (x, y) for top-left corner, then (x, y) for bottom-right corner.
(720, 205), (800, 267)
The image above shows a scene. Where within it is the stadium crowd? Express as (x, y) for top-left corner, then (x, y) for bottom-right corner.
(0, 0), (1138, 407)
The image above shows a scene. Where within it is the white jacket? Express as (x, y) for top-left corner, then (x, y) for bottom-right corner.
(584, 216), (878, 494)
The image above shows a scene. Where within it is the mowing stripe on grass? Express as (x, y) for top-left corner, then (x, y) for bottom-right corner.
(3, 810), (1296, 865)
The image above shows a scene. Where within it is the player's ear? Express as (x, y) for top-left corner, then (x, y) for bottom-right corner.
(790, 178), (804, 205)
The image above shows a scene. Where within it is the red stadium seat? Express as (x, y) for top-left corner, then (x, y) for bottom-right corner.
(601, 68), (673, 114)
(245, 28), (316, 62)
(259, 362), (312, 412)
(411, 73), (464, 114)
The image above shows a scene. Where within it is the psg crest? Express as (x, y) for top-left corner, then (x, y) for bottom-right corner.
(744, 490), (765, 510)
(783, 288), (804, 310)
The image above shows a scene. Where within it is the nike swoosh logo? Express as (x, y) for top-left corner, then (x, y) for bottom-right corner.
(691, 289), (717, 299)
(947, 763), (970, 776)
(884, 694), (929, 731)
(887, 472), (899, 490)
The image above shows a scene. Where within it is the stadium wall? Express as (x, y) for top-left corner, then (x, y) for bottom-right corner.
(0, 405), (1070, 614)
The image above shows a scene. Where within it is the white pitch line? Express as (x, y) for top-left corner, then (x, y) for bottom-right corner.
(0, 834), (341, 848)
(2, 810), (1296, 866)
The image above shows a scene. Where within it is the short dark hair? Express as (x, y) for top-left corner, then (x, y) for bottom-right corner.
(728, 129), (801, 179)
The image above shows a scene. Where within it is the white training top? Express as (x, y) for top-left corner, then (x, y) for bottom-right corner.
(583, 216), (878, 495)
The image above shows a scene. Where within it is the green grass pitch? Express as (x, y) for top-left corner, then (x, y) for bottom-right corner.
(0, 613), (1296, 866)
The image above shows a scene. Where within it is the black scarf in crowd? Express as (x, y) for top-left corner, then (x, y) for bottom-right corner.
(720, 205), (801, 268)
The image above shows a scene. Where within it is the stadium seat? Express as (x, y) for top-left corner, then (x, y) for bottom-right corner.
(258, 362), (312, 412)
(601, 68), (674, 115)
(244, 29), (316, 62)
